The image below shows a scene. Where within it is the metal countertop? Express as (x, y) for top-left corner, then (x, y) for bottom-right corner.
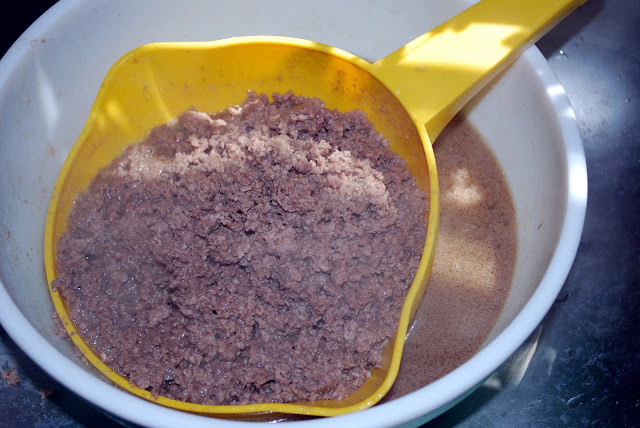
(1, 0), (638, 426)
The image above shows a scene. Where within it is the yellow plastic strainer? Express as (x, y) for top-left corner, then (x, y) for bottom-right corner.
(44, 0), (585, 417)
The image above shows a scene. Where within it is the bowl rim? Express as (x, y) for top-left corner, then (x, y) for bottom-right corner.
(0, 1), (587, 427)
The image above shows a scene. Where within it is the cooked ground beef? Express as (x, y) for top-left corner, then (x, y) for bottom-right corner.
(53, 92), (428, 405)
(1, 367), (21, 386)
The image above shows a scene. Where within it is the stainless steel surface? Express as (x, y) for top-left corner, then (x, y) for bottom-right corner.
(1, 0), (638, 426)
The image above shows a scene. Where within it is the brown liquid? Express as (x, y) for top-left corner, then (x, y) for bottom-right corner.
(381, 115), (517, 401)
(230, 115), (517, 421)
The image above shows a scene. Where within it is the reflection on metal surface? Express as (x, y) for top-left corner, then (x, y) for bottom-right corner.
(485, 325), (542, 391)
(541, 346), (558, 376)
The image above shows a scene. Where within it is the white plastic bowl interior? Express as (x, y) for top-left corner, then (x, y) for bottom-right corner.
(0, 0), (587, 427)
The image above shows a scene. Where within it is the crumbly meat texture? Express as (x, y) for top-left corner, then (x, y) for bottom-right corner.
(53, 92), (428, 405)
(1, 367), (21, 386)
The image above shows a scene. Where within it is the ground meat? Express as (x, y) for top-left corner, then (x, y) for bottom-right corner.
(39, 388), (56, 400)
(53, 92), (428, 405)
(1, 367), (21, 386)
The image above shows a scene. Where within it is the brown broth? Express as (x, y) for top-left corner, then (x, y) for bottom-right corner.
(381, 114), (517, 401)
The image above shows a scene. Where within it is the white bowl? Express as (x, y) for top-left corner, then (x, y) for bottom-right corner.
(0, 0), (587, 426)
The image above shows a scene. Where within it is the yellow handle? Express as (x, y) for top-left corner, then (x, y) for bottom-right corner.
(371, 0), (587, 143)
